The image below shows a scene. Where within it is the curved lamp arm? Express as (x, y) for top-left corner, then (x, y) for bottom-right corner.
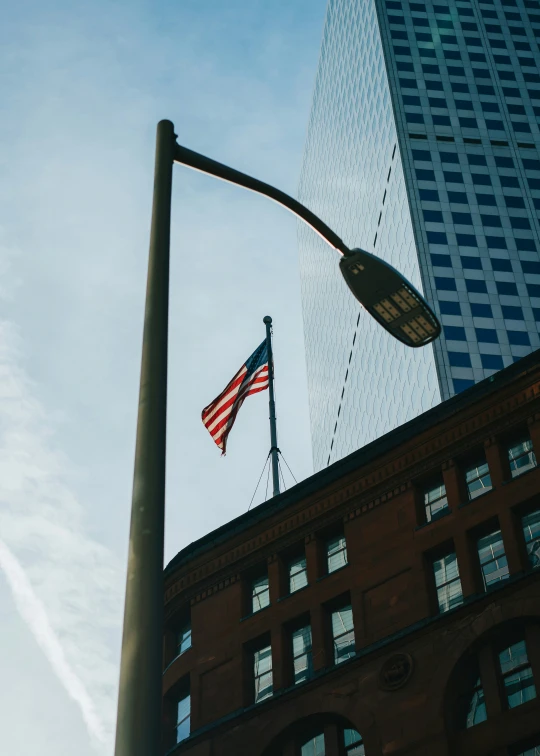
(174, 141), (441, 348)
(174, 144), (350, 257)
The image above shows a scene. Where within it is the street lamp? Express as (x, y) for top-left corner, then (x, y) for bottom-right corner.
(113, 120), (441, 756)
(176, 143), (440, 348)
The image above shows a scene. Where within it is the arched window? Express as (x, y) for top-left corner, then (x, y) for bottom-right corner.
(446, 620), (540, 739)
(344, 728), (365, 755)
(262, 715), (365, 756)
(464, 676), (487, 728)
(300, 733), (325, 756)
(299, 728), (364, 756)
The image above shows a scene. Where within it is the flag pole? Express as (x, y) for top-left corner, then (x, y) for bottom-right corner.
(263, 316), (280, 497)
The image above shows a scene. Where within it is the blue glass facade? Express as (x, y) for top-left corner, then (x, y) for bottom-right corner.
(299, 0), (540, 471)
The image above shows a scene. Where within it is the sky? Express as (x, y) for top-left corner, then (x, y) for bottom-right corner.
(0, 0), (327, 753)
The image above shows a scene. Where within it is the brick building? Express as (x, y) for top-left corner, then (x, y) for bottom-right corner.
(162, 349), (540, 756)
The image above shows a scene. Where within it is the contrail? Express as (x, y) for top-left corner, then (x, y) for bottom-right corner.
(0, 537), (107, 747)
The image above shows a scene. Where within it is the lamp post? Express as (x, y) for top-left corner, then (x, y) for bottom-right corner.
(113, 120), (441, 756)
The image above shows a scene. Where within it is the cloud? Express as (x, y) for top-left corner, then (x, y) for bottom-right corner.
(0, 537), (107, 746)
(0, 316), (123, 752)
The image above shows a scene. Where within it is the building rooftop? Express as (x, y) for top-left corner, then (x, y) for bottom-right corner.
(165, 348), (540, 576)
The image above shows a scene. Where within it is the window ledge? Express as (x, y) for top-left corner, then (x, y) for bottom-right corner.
(316, 562), (349, 583)
(458, 488), (493, 508)
(277, 584), (310, 603)
(240, 604), (271, 623)
(415, 507), (452, 530)
(502, 465), (538, 485)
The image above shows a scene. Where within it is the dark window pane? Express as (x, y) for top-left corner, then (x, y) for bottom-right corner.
(419, 188), (440, 201)
(431, 253), (452, 266)
(449, 351), (472, 367)
(444, 325), (466, 339)
(476, 328), (499, 343)
(508, 330), (530, 345)
(491, 258), (512, 271)
(439, 301), (461, 315)
(476, 193), (497, 206)
(461, 255), (482, 269)
(481, 353), (504, 369)
(496, 281), (519, 295)
(468, 154), (487, 165)
(454, 378), (475, 392)
(471, 303), (493, 317)
(424, 209), (444, 222)
(428, 231), (449, 244)
(453, 212), (473, 224)
(449, 191), (469, 203)
(466, 279), (487, 293)
(522, 260), (540, 274)
(502, 305), (524, 319)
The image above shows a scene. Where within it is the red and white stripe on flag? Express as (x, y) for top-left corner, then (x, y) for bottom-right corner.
(202, 362), (269, 455)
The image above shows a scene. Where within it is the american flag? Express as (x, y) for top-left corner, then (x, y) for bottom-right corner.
(202, 340), (269, 454)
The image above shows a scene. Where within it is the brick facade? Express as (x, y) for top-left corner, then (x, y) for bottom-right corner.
(163, 351), (540, 756)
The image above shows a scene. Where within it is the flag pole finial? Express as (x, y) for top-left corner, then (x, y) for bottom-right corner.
(264, 316), (280, 497)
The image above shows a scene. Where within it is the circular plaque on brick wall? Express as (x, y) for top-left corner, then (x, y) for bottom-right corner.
(378, 653), (414, 691)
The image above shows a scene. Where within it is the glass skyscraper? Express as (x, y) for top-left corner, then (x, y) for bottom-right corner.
(298, 0), (540, 471)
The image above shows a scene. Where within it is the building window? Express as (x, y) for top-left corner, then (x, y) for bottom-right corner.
(344, 728), (365, 755)
(327, 533), (348, 573)
(251, 574), (270, 613)
(508, 436), (537, 478)
(433, 551), (463, 613)
(177, 621), (192, 656)
(499, 640), (536, 709)
(424, 480), (449, 522)
(175, 692), (190, 744)
(465, 459), (492, 499)
(289, 555), (308, 593)
(522, 509), (540, 569)
(465, 676), (487, 728)
(478, 529), (509, 589)
(331, 604), (355, 664)
(292, 625), (313, 685)
(253, 643), (273, 703)
(301, 734), (325, 756)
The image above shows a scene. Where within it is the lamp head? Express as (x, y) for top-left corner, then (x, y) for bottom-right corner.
(339, 248), (441, 347)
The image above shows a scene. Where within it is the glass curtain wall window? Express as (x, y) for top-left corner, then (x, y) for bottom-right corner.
(433, 552), (463, 613)
(327, 534), (348, 573)
(301, 734), (325, 756)
(522, 509), (540, 569)
(292, 625), (313, 684)
(465, 460), (492, 499)
(466, 677), (487, 728)
(424, 481), (449, 522)
(289, 555), (308, 593)
(344, 728), (365, 755)
(251, 575), (270, 613)
(508, 438), (537, 478)
(253, 644), (273, 703)
(178, 622), (192, 656)
(478, 530), (509, 589)
(499, 640), (537, 709)
(332, 605), (355, 664)
(175, 693), (190, 744)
